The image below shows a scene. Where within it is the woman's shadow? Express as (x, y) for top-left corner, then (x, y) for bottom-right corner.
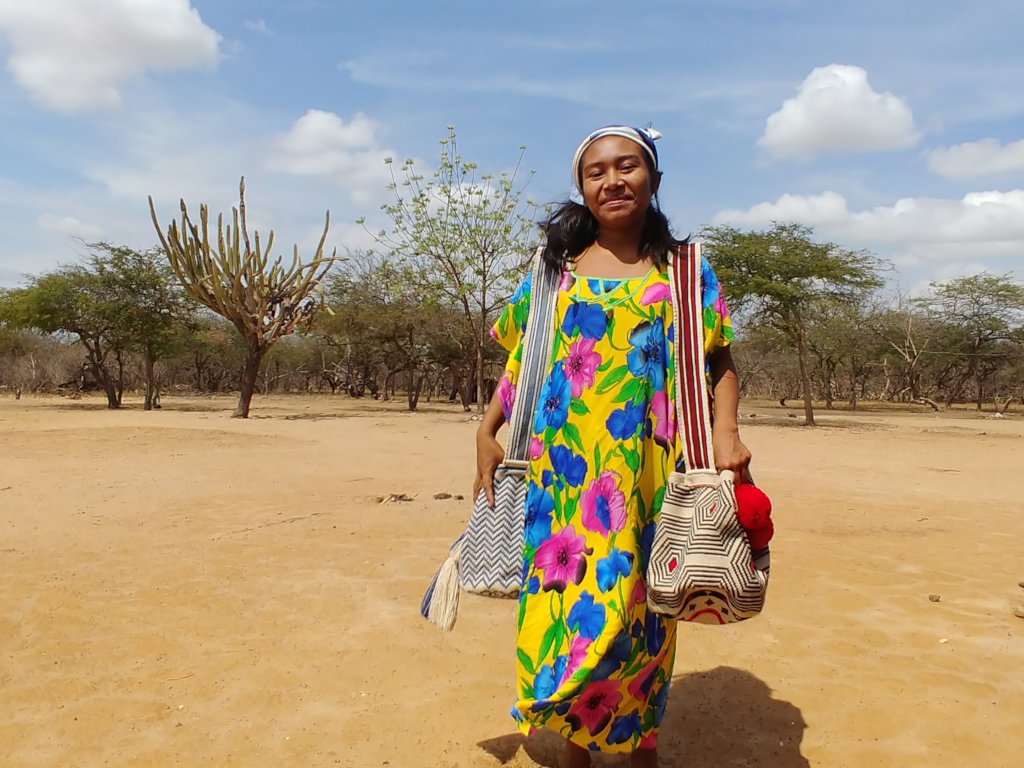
(478, 666), (810, 767)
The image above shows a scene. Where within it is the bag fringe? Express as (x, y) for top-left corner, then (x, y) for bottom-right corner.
(422, 535), (463, 631)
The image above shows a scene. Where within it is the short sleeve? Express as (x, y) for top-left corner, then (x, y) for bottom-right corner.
(700, 256), (734, 355)
(491, 272), (533, 353)
(490, 272), (533, 422)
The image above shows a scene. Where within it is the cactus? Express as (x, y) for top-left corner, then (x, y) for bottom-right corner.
(149, 177), (337, 417)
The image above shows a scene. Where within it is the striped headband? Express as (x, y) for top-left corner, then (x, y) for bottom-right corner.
(572, 125), (662, 193)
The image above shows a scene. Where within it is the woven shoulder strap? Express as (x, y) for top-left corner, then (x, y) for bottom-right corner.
(668, 242), (716, 471)
(504, 246), (559, 464)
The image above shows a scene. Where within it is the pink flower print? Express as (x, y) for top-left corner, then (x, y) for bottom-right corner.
(627, 657), (661, 700)
(562, 634), (592, 684)
(496, 373), (516, 422)
(581, 471), (626, 534)
(651, 391), (676, 448)
(713, 293), (729, 318)
(560, 269), (576, 292)
(566, 679), (623, 736)
(628, 578), (647, 610)
(534, 525), (592, 592)
(529, 436), (544, 460)
(564, 338), (601, 398)
(640, 281), (670, 306)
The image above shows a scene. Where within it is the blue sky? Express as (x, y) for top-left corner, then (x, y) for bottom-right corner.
(0, 0), (1022, 293)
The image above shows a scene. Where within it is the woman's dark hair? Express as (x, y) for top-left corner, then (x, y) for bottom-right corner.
(540, 200), (683, 269)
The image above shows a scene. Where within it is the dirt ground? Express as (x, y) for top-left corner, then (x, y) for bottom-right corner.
(1, 394), (1021, 768)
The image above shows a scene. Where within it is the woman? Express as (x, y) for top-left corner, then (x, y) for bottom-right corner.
(474, 126), (751, 768)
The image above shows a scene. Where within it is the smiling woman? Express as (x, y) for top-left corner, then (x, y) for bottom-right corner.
(474, 126), (749, 768)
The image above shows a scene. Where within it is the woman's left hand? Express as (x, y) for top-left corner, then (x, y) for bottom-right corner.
(712, 425), (752, 483)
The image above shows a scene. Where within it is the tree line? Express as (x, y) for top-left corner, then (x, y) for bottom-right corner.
(1, 130), (1021, 423)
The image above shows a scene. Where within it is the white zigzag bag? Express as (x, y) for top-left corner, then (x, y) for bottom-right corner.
(646, 243), (770, 624)
(420, 246), (558, 630)
(458, 466), (528, 596)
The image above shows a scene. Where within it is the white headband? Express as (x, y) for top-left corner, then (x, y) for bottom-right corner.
(572, 126), (662, 192)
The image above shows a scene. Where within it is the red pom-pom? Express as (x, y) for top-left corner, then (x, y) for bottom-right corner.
(747, 519), (773, 550)
(734, 483), (774, 548)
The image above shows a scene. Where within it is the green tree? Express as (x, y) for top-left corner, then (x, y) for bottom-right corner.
(914, 273), (1024, 408)
(149, 178), (338, 418)
(361, 126), (538, 412)
(702, 222), (884, 425)
(323, 255), (447, 411)
(0, 245), (198, 408)
(1, 265), (126, 407)
(88, 243), (198, 409)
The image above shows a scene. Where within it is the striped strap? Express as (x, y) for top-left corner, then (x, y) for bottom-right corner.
(669, 242), (716, 471)
(505, 246), (559, 464)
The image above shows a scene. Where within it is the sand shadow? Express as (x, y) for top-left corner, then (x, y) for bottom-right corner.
(478, 666), (808, 767)
(656, 666), (809, 767)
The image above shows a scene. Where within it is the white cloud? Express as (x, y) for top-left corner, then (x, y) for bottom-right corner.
(269, 110), (394, 206)
(712, 189), (1024, 268)
(926, 138), (1024, 179)
(758, 65), (919, 161)
(243, 19), (270, 35)
(71, 104), (393, 268)
(38, 214), (103, 240)
(0, 0), (220, 112)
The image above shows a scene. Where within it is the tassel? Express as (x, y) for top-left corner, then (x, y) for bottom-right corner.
(423, 535), (463, 631)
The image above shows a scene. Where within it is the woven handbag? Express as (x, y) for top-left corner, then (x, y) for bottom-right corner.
(420, 245), (559, 630)
(646, 242), (770, 624)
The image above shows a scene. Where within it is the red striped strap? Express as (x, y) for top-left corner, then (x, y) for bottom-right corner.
(669, 242), (715, 471)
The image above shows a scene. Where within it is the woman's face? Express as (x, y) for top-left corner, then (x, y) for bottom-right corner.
(579, 135), (659, 233)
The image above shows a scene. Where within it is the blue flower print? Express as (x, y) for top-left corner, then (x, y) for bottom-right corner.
(650, 678), (671, 724)
(586, 278), (623, 295)
(606, 400), (646, 440)
(533, 655), (568, 700)
(567, 591), (606, 640)
(627, 318), (666, 390)
(639, 522), (656, 572)
(592, 630), (631, 680)
(524, 482), (554, 547)
(644, 609), (666, 656)
(607, 710), (642, 745)
(561, 301), (608, 341)
(526, 575), (540, 595)
(701, 257), (720, 310)
(534, 362), (571, 432)
(596, 548), (635, 592)
(511, 271), (532, 304)
(550, 445), (587, 488)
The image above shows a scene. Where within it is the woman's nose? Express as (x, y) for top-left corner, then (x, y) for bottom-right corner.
(603, 170), (623, 189)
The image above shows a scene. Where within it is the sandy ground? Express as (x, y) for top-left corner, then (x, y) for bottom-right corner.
(1, 393), (1022, 768)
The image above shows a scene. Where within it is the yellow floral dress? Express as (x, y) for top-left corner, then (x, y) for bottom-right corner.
(490, 257), (733, 752)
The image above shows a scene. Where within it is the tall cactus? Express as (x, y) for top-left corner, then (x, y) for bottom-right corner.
(149, 178), (337, 417)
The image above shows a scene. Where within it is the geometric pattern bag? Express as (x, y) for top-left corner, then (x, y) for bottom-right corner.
(420, 245), (559, 630)
(646, 242), (770, 624)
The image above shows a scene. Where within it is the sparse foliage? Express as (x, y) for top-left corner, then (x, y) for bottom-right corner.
(149, 177), (339, 417)
(360, 126), (539, 411)
(702, 222), (885, 425)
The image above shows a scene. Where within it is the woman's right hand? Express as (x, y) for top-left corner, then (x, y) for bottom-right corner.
(474, 430), (505, 507)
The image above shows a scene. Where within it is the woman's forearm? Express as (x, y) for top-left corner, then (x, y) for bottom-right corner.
(478, 387), (507, 440)
(709, 347), (741, 431)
